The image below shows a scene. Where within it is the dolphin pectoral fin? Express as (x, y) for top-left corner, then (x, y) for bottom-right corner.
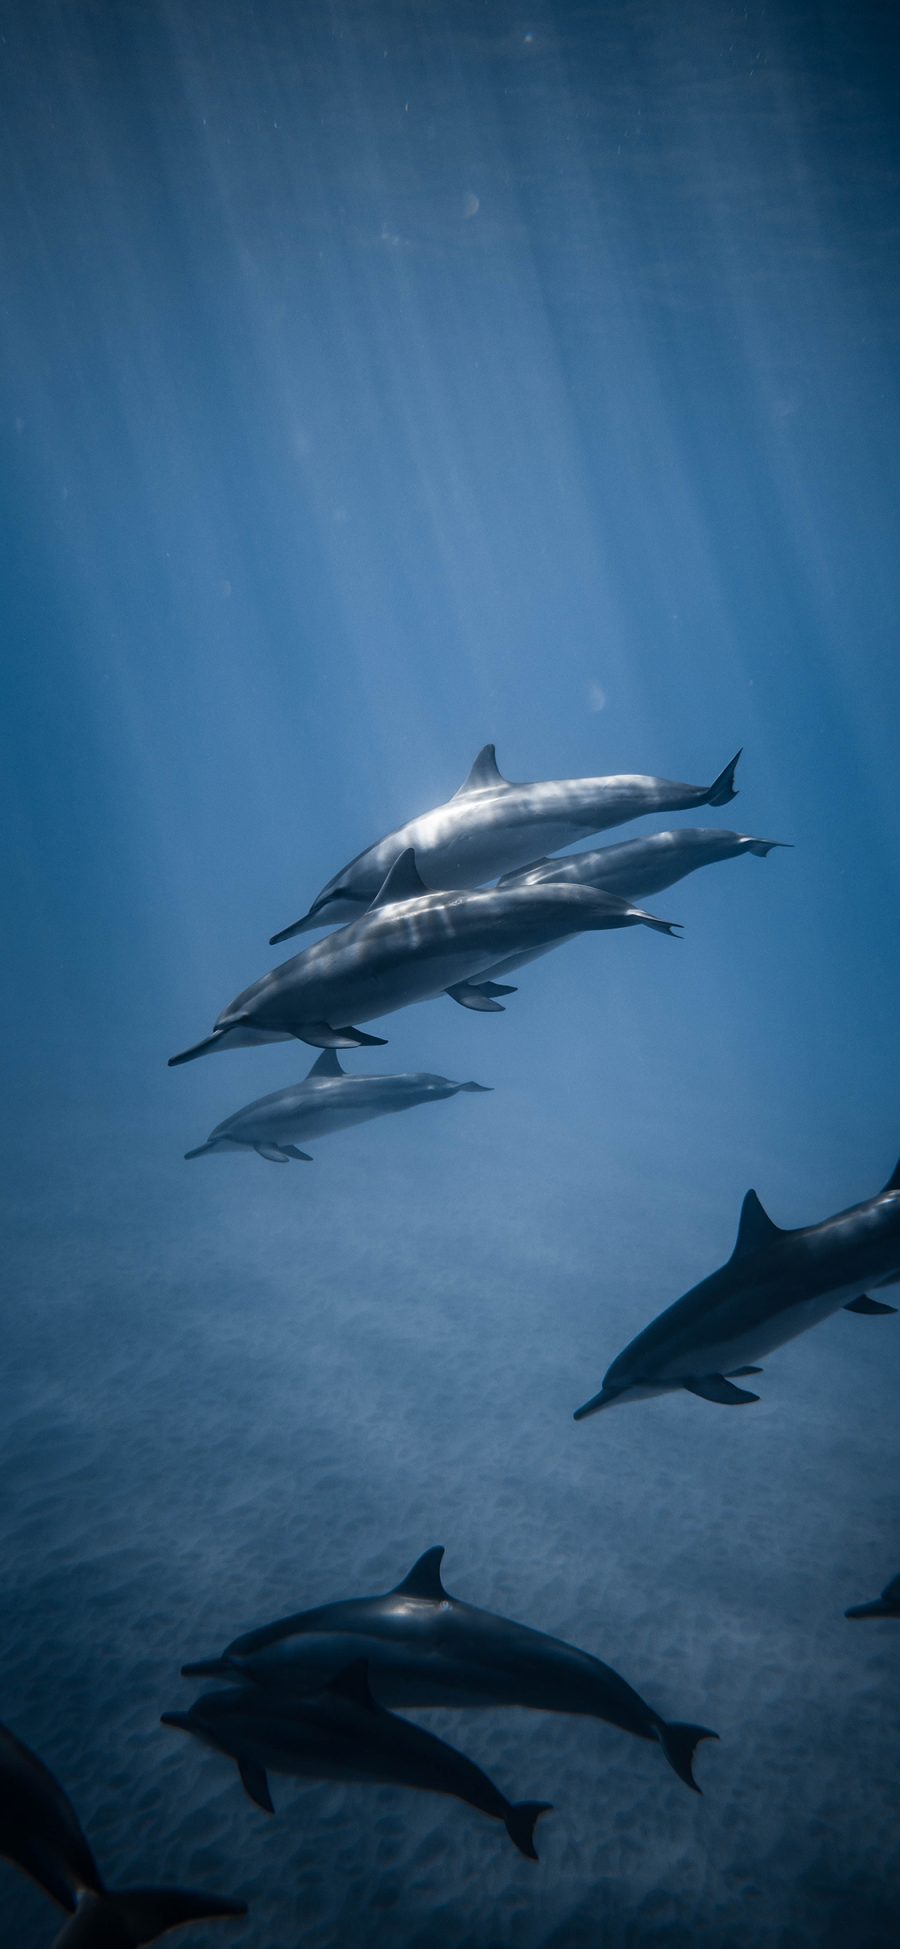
(254, 1144), (290, 1163)
(281, 1144), (314, 1161)
(503, 1801), (553, 1861)
(238, 1757), (274, 1813)
(446, 982), (506, 1012)
(296, 1023), (389, 1049)
(478, 980), (517, 996)
(844, 1294), (898, 1315)
(728, 1365), (763, 1376)
(705, 748), (742, 806)
(683, 1375), (760, 1405)
(657, 1722), (719, 1793)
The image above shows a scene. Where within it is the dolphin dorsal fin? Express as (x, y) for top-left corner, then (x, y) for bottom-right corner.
(367, 849), (430, 910)
(324, 1660), (377, 1710)
(731, 1189), (783, 1260)
(453, 744), (508, 796)
(393, 1546), (448, 1602)
(881, 1156), (900, 1195)
(306, 1048), (344, 1080)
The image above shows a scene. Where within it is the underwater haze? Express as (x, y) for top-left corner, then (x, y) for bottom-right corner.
(3, 0), (900, 1944)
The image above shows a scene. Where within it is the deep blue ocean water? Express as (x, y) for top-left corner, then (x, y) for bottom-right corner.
(2, 2), (899, 1944)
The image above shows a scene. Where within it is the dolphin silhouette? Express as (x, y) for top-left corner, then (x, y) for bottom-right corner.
(846, 1571), (900, 1620)
(169, 850), (678, 1064)
(0, 1721), (245, 1945)
(163, 1663), (551, 1859)
(575, 1158), (900, 1419)
(180, 1546), (716, 1791)
(270, 743), (741, 940)
(500, 826), (787, 901)
(184, 1049), (491, 1162)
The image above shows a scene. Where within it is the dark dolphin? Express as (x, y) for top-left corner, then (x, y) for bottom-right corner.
(846, 1571), (900, 1620)
(184, 1048), (490, 1162)
(163, 1663), (551, 1859)
(169, 850), (678, 1064)
(0, 1722), (245, 1944)
(270, 742), (741, 940)
(576, 1158), (900, 1420)
(180, 1547), (716, 1791)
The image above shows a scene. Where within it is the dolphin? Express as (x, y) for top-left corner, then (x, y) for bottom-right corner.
(0, 1721), (245, 1945)
(575, 1158), (900, 1419)
(180, 1546), (716, 1791)
(500, 827), (787, 902)
(184, 1049), (491, 1162)
(169, 851), (678, 1064)
(846, 1571), (900, 1620)
(270, 743), (741, 941)
(163, 1663), (551, 1860)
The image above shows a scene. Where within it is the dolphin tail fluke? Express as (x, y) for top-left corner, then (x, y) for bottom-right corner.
(705, 749), (742, 806)
(56, 1886), (247, 1945)
(658, 1722), (719, 1793)
(745, 837), (791, 857)
(504, 1801), (553, 1861)
(633, 909), (682, 937)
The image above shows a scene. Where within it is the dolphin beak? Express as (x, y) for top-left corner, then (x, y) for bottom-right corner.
(845, 1600), (894, 1619)
(573, 1383), (627, 1421)
(161, 1711), (194, 1731)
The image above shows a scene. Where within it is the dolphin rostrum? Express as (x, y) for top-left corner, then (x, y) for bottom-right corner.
(270, 743), (741, 941)
(575, 1158), (900, 1420)
(180, 1546), (716, 1791)
(169, 851), (678, 1064)
(846, 1571), (900, 1620)
(500, 827), (786, 902)
(0, 1721), (246, 1945)
(163, 1663), (552, 1859)
(184, 1049), (491, 1162)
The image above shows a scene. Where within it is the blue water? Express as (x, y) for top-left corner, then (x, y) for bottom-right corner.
(2, 1), (899, 1943)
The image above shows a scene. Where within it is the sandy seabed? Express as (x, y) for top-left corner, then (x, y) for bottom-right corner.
(2, 1097), (898, 1949)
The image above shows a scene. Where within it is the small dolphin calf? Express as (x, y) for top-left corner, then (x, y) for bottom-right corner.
(163, 1663), (551, 1859)
(575, 1158), (900, 1420)
(184, 1049), (490, 1163)
(181, 1546), (715, 1791)
(501, 827), (786, 902)
(271, 743), (741, 940)
(0, 1721), (245, 1945)
(169, 851), (677, 1063)
(846, 1571), (900, 1620)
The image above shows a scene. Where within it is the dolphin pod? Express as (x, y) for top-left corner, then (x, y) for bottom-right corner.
(179, 1545), (717, 1791)
(269, 743), (742, 940)
(168, 849), (678, 1065)
(163, 1661), (552, 1860)
(184, 1049), (491, 1163)
(575, 1158), (900, 1420)
(0, 1721), (245, 1946)
(845, 1571), (900, 1620)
